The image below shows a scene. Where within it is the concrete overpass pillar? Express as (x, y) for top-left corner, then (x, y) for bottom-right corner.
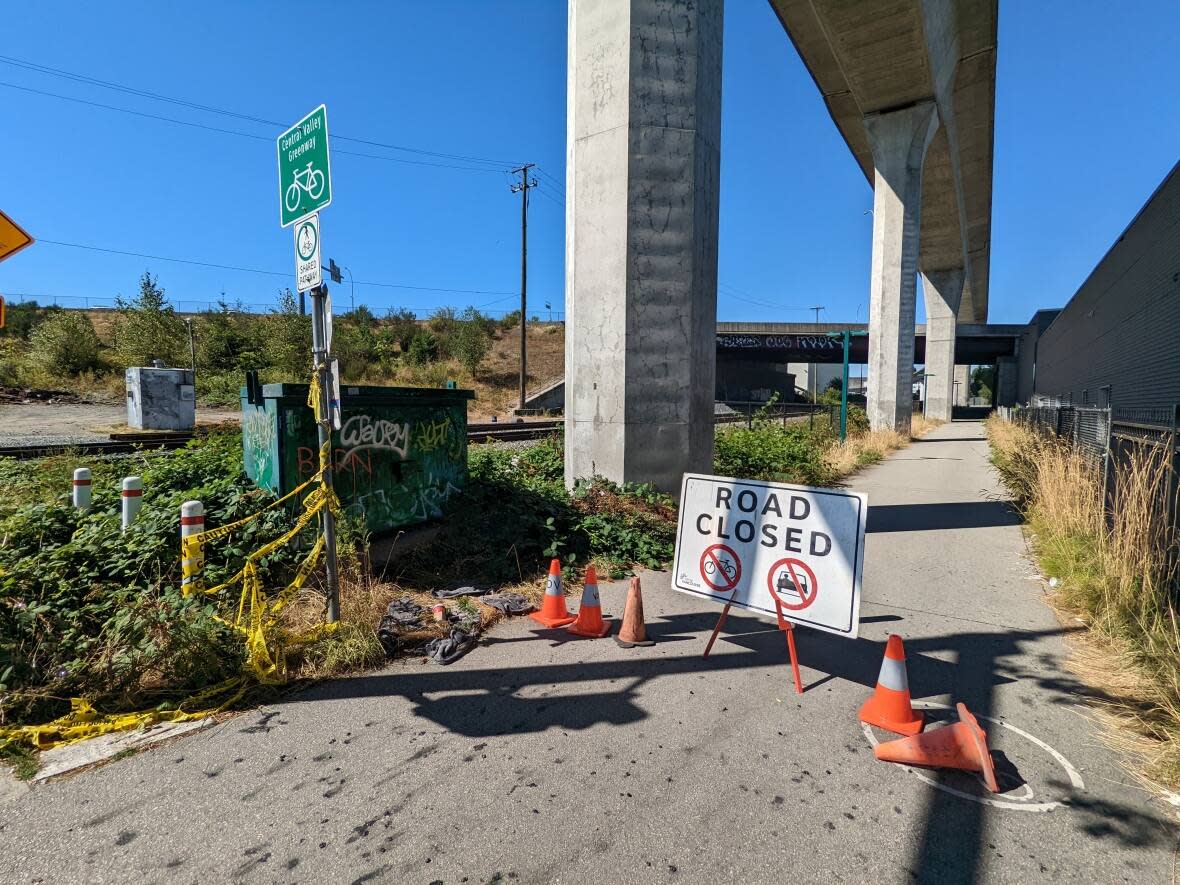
(564, 0), (723, 493)
(921, 268), (964, 421)
(996, 356), (1017, 407)
(954, 364), (970, 406)
(864, 101), (939, 434)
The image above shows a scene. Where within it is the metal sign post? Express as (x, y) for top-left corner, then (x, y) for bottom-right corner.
(310, 284), (341, 623)
(828, 330), (867, 442)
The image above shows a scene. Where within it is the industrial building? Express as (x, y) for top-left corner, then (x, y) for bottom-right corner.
(1032, 162), (1180, 409)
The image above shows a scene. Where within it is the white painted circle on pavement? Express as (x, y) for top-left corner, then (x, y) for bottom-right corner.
(860, 701), (1085, 812)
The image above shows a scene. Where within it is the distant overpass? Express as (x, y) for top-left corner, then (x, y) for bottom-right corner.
(525, 318), (1039, 414)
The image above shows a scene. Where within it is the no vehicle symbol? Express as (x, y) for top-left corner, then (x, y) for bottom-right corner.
(767, 558), (818, 611)
(700, 543), (742, 593)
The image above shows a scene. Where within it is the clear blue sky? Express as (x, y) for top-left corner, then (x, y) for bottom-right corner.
(1, 1), (1177, 324)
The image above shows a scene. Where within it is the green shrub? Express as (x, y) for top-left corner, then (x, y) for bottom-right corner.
(0, 301), (59, 340)
(714, 421), (835, 486)
(451, 307), (492, 378)
(408, 435), (677, 584)
(406, 330), (439, 367)
(112, 272), (187, 368)
(0, 433), (305, 725)
(385, 308), (419, 353)
(27, 311), (102, 376)
(196, 300), (263, 373)
(263, 290), (312, 379)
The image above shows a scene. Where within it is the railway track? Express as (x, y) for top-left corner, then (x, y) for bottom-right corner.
(0, 420), (565, 460)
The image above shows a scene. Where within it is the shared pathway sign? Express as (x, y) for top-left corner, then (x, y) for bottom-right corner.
(277, 104), (332, 228)
(672, 473), (868, 637)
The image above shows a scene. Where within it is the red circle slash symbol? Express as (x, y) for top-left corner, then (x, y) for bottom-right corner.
(767, 558), (818, 611)
(700, 543), (742, 593)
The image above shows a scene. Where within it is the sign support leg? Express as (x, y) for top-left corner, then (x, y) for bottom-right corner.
(775, 600), (804, 694)
(702, 601), (733, 660)
(310, 284), (340, 623)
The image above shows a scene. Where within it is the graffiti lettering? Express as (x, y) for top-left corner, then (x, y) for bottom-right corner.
(716, 334), (842, 351)
(340, 415), (410, 458)
(414, 417), (452, 453)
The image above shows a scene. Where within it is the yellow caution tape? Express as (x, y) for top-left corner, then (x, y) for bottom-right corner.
(0, 378), (343, 754)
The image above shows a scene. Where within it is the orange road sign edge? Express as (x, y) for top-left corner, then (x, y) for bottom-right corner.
(0, 209), (34, 263)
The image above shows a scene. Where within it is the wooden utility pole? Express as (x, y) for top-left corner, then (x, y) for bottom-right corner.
(511, 164), (537, 412)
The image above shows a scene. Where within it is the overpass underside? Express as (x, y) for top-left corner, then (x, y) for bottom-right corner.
(564, 0), (996, 493)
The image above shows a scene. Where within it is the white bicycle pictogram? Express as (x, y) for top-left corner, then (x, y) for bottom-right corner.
(285, 162), (325, 212)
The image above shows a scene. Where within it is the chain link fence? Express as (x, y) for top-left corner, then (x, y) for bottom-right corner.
(1005, 399), (1180, 581)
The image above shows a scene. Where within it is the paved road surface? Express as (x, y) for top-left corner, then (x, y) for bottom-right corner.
(0, 402), (240, 448)
(1, 420), (1174, 883)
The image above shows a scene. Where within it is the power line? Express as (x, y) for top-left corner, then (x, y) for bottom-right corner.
(0, 81), (511, 173)
(0, 54), (523, 168)
(36, 238), (520, 297)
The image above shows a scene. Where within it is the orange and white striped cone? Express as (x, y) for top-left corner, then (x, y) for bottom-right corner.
(875, 702), (999, 792)
(530, 559), (577, 628)
(566, 566), (612, 638)
(858, 634), (925, 736)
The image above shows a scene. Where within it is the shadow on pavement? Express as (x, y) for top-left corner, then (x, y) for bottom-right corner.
(296, 610), (1173, 871)
(867, 501), (1022, 532)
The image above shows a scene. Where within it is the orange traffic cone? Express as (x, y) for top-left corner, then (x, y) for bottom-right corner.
(566, 566), (612, 638)
(616, 576), (655, 647)
(874, 702), (999, 793)
(530, 559), (577, 628)
(859, 634), (924, 736)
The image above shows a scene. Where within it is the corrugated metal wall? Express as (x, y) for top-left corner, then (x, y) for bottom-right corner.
(1034, 162), (1180, 410)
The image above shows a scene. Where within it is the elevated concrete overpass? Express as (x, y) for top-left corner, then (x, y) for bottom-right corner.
(768, 0), (997, 428)
(564, 0), (997, 492)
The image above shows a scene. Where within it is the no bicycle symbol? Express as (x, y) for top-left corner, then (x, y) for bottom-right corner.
(768, 557), (818, 611)
(700, 543), (742, 593)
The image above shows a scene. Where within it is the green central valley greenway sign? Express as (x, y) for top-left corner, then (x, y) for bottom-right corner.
(277, 104), (332, 227)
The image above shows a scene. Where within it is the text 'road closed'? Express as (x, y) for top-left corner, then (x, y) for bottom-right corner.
(673, 474), (868, 637)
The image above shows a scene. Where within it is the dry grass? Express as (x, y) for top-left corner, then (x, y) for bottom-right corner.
(986, 415), (1180, 791)
(825, 414), (943, 478)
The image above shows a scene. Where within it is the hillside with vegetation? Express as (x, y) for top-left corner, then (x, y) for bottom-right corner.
(0, 272), (565, 419)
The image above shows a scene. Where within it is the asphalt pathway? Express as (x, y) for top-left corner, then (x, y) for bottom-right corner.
(1, 420), (1175, 883)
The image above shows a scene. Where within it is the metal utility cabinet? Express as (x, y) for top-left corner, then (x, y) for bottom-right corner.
(126, 367), (196, 430)
(240, 383), (475, 534)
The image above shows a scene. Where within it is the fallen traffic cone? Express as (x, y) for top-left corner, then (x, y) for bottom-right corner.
(530, 559), (577, 628)
(566, 566), (612, 638)
(859, 634), (924, 736)
(616, 576), (655, 647)
(874, 702), (999, 793)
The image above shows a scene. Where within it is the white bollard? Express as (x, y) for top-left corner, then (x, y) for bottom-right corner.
(121, 476), (143, 532)
(72, 468), (92, 511)
(180, 501), (205, 593)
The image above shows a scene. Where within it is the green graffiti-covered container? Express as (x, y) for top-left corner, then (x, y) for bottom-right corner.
(240, 383), (475, 534)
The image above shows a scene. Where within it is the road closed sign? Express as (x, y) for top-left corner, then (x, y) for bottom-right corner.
(672, 473), (868, 637)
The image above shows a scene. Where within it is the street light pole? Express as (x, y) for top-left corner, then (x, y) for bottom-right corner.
(511, 164), (538, 413)
(810, 305), (824, 403)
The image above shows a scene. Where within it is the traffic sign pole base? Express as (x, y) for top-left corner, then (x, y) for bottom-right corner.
(702, 592), (805, 695)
